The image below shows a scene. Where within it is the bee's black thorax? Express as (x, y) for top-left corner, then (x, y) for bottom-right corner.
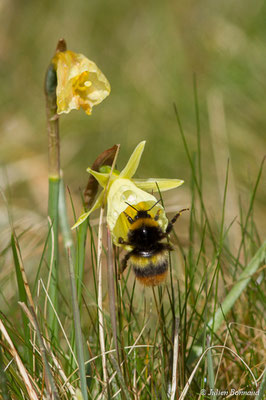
(128, 222), (163, 249)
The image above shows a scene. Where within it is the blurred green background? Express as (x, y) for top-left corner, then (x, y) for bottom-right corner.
(0, 0), (265, 239)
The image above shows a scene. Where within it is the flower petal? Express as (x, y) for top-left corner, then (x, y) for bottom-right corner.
(71, 191), (104, 229)
(53, 50), (110, 115)
(106, 178), (168, 245)
(86, 167), (110, 188)
(120, 141), (146, 178)
(133, 178), (184, 192)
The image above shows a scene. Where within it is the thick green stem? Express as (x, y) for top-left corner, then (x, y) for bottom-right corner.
(45, 63), (60, 339)
(45, 65), (60, 178)
(75, 219), (88, 307)
(47, 177), (60, 337)
(69, 214), (88, 374)
(59, 178), (75, 260)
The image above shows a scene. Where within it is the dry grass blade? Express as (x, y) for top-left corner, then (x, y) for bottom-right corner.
(0, 318), (39, 400)
(179, 345), (258, 400)
(11, 233), (35, 309)
(97, 206), (108, 389)
(36, 280), (77, 397)
(107, 227), (120, 364)
(255, 369), (266, 400)
(19, 302), (60, 400)
(108, 355), (131, 400)
(97, 144), (120, 390)
(106, 322), (150, 397)
(40, 279), (78, 367)
(67, 248), (88, 400)
(170, 318), (179, 400)
(0, 340), (11, 400)
(215, 322), (265, 387)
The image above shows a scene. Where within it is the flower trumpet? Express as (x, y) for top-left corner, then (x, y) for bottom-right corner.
(52, 50), (110, 115)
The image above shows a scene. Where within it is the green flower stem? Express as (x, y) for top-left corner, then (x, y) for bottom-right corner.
(45, 64), (60, 178)
(69, 212), (88, 375)
(58, 178), (75, 260)
(45, 63), (60, 339)
(75, 218), (88, 307)
(47, 177), (60, 338)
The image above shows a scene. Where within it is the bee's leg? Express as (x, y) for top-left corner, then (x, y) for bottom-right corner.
(165, 208), (189, 234)
(123, 211), (133, 224)
(162, 243), (173, 252)
(119, 252), (131, 277)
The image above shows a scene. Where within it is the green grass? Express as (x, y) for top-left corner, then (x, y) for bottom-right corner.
(0, 88), (265, 399)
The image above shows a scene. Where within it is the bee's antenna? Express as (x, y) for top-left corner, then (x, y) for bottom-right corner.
(125, 202), (139, 212)
(148, 199), (161, 211)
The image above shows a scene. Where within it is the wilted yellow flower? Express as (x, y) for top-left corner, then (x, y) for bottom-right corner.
(72, 141), (184, 247)
(52, 50), (110, 115)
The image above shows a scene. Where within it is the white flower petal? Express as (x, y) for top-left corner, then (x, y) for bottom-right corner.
(133, 178), (184, 192)
(71, 191), (104, 229)
(120, 141), (146, 178)
(86, 168), (109, 188)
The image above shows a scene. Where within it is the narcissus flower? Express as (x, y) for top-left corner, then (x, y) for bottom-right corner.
(72, 141), (184, 248)
(52, 50), (110, 115)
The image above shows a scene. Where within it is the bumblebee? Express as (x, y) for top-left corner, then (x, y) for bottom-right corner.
(118, 202), (188, 286)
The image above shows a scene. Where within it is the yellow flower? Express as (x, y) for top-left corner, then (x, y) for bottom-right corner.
(52, 50), (110, 115)
(72, 141), (184, 247)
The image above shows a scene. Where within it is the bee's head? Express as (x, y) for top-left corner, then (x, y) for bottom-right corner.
(124, 200), (161, 222)
(134, 210), (151, 220)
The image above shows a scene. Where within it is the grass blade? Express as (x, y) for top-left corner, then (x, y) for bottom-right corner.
(173, 102), (217, 251)
(19, 303), (60, 400)
(97, 206), (108, 389)
(234, 156), (265, 278)
(206, 336), (216, 400)
(11, 232), (30, 364)
(107, 227), (120, 365)
(170, 317), (179, 400)
(208, 241), (266, 332)
(67, 248), (88, 400)
(0, 318), (39, 400)
(69, 217), (88, 376)
(109, 354), (131, 400)
(255, 369), (266, 400)
(0, 335), (11, 400)
(180, 345), (257, 400)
